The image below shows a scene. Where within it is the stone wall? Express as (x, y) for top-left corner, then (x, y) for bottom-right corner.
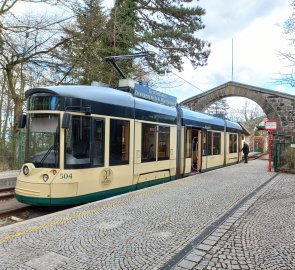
(181, 81), (295, 142)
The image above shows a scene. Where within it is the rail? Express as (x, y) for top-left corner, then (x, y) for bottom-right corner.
(0, 204), (32, 219)
(0, 187), (15, 200)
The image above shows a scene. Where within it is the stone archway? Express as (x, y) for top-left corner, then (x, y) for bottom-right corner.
(181, 81), (295, 140)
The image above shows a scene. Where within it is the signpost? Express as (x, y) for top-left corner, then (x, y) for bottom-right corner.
(264, 120), (278, 172)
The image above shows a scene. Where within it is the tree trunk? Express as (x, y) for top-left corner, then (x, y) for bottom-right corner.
(1, 98), (10, 144)
(0, 79), (4, 133)
(5, 66), (24, 168)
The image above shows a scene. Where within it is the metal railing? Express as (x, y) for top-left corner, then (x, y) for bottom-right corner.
(274, 142), (295, 174)
(0, 131), (26, 172)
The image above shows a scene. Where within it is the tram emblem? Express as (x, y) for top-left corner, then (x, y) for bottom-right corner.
(101, 169), (113, 185)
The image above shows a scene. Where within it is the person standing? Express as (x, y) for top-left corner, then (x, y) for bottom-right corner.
(242, 142), (250, 163)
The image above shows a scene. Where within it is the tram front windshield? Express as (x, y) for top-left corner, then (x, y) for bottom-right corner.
(26, 114), (60, 168)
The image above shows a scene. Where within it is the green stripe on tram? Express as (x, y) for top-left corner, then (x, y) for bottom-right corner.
(15, 175), (175, 206)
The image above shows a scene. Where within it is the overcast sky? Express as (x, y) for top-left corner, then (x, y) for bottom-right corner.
(15, 0), (295, 108)
(105, 0), (295, 104)
(175, 0), (295, 104)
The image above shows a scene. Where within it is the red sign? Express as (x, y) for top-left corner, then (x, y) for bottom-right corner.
(264, 120), (278, 131)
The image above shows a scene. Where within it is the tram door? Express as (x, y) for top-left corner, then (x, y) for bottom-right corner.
(238, 134), (243, 162)
(191, 128), (202, 172)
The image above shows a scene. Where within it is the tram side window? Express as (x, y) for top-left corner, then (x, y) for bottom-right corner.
(202, 131), (207, 156)
(186, 127), (192, 158)
(93, 120), (104, 167)
(109, 119), (130, 166)
(234, 135), (238, 152)
(207, 131), (221, 155)
(65, 116), (91, 168)
(213, 132), (221, 155)
(142, 124), (156, 162)
(229, 134), (237, 153)
(158, 126), (170, 160)
(207, 131), (212, 155)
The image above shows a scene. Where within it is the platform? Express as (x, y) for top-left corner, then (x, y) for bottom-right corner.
(0, 170), (18, 189)
(0, 160), (294, 269)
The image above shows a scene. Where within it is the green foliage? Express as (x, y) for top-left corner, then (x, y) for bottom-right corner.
(62, 0), (108, 84)
(279, 146), (295, 173)
(134, 0), (210, 73)
(205, 99), (230, 118)
(62, 0), (210, 85)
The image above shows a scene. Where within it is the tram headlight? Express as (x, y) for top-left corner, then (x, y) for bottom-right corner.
(23, 165), (29, 176)
(42, 174), (49, 182)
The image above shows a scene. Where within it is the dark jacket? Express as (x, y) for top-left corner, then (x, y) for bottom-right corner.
(242, 143), (249, 154)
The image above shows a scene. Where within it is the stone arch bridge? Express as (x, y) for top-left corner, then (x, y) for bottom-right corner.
(181, 81), (295, 141)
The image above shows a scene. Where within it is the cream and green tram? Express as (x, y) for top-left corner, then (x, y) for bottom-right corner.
(179, 109), (243, 177)
(15, 85), (243, 206)
(15, 85), (178, 205)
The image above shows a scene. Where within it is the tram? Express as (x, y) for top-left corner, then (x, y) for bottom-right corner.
(15, 81), (243, 206)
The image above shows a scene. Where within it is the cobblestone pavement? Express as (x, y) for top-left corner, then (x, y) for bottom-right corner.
(0, 161), (277, 269)
(172, 173), (295, 270)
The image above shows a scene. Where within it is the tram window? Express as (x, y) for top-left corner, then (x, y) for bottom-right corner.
(213, 132), (221, 155)
(109, 119), (130, 166)
(93, 120), (104, 167)
(28, 95), (60, 110)
(207, 131), (212, 155)
(65, 116), (91, 169)
(202, 131), (207, 156)
(207, 131), (221, 155)
(229, 134), (237, 153)
(142, 124), (156, 162)
(186, 127), (192, 158)
(158, 126), (170, 160)
(27, 114), (60, 168)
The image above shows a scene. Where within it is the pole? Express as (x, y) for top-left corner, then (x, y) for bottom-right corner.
(268, 131), (273, 172)
(231, 38), (234, 81)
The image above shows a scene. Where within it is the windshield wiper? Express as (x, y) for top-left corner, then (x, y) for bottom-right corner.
(40, 145), (55, 165)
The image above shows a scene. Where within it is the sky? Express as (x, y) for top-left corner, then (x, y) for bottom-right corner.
(14, 0), (295, 109)
(104, 0), (295, 108)
(170, 0), (295, 103)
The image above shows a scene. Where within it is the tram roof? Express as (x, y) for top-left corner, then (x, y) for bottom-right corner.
(25, 86), (241, 130)
(26, 85), (177, 123)
(225, 120), (242, 131)
(135, 97), (176, 116)
(181, 109), (242, 132)
(26, 85), (135, 108)
(182, 109), (225, 128)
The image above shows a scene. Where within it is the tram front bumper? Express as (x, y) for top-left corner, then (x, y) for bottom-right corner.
(15, 180), (51, 205)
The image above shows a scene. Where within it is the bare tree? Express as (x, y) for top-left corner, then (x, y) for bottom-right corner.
(0, 4), (71, 167)
(277, 0), (295, 87)
(0, 0), (69, 16)
(227, 99), (264, 122)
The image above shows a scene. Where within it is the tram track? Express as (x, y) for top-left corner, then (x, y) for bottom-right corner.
(0, 197), (72, 227)
(0, 187), (15, 201)
(0, 187), (34, 224)
(0, 205), (33, 219)
(0, 178), (74, 227)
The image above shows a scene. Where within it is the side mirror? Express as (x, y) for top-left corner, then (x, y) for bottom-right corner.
(62, 113), (72, 129)
(18, 114), (27, 128)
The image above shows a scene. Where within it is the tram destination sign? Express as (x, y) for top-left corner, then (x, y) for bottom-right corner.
(134, 82), (177, 107)
(264, 120), (278, 131)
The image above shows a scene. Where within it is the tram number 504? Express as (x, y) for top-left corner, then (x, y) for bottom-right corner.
(60, 173), (73, 180)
